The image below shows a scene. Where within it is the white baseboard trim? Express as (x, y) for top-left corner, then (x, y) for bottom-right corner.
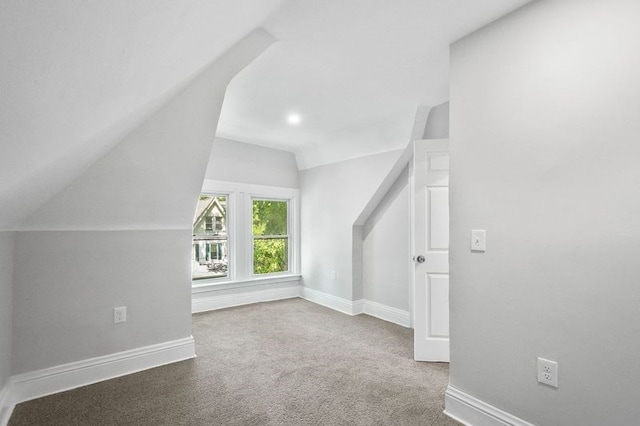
(444, 385), (535, 426)
(194, 284), (410, 329)
(192, 285), (301, 313)
(300, 287), (357, 315)
(357, 299), (411, 327)
(0, 383), (13, 426)
(300, 288), (410, 327)
(10, 336), (195, 406)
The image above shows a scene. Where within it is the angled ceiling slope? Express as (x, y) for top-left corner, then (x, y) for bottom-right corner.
(0, 0), (284, 229)
(20, 29), (277, 231)
(216, 0), (531, 169)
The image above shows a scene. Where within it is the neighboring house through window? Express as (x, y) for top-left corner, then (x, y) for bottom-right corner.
(192, 194), (229, 280)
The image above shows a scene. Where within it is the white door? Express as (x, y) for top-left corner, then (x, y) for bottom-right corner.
(412, 139), (450, 362)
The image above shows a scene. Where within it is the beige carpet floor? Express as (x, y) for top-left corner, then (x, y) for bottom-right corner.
(9, 298), (460, 425)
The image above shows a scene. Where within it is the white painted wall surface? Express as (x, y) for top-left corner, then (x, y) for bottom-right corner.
(449, 1), (640, 424)
(362, 167), (410, 311)
(299, 151), (401, 300)
(205, 137), (299, 188)
(0, 232), (15, 392)
(423, 102), (449, 139)
(12, 230), (191, 374)
(8, 32), (276, 375)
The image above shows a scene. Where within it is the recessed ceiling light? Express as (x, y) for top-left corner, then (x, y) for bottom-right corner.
(287, 113), (301, 125)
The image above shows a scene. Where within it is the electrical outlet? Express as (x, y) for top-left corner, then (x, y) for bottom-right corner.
(537, 357), (558, 388)
(113, 306), (127, 324)
(331, 270), (337, 280)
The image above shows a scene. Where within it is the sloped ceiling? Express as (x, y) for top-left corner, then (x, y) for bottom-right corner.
(19, 30), (277, 231)
(0, 0), (531, 228)
(0, 0), (284, 229)
(217, 0), (532, 169)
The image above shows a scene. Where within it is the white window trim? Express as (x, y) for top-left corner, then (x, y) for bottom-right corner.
(193, 179), (300, 291)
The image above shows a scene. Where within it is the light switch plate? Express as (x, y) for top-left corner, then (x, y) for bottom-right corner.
(471, 230), (486, 252)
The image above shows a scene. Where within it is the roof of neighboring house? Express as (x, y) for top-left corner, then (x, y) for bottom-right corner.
(193, 197), (226, 229)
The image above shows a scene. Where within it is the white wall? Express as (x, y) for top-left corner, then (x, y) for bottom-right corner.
(423, 102), (449, 139)
(12, 230), (191, 374)
(362, 166), (410, 311)
(0, 233), (15, 392)
(449, 1), (640, 424)
(205, 137), (299, 188)
(299, 151), (401, 300)
(9, 31), (276, 374)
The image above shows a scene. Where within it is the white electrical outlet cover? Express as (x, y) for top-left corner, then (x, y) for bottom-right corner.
(537, 357), (558, 388)
(113, 306), (127, 324)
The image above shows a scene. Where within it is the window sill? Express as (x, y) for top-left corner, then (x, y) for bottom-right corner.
(192, 274), (301, 294)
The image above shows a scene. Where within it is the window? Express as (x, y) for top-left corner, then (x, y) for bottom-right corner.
(192, 194), (229, 280)
(192, 180), (299, 286)
(252, 199), (289, 275)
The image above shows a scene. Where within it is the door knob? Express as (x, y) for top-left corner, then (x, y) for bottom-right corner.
(414, 255), (426, 263)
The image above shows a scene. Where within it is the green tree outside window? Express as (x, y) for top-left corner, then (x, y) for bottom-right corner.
(253, 199), (288, 274)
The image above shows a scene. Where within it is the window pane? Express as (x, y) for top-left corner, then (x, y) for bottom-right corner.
(192, 238), (229, 279)
(252, 200), (287, 236)
(192, 194), (228, 280)
(253, 238), (288, 274)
